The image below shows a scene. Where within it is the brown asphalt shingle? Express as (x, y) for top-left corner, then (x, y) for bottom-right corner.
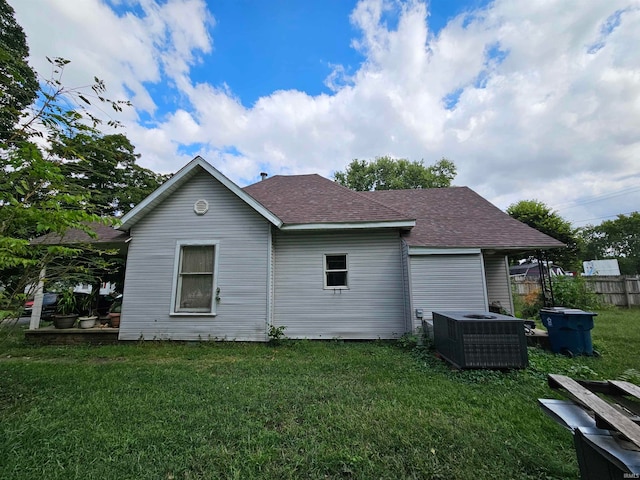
(244, 175), (562, 249)
(243, 174), (413, 224)
(362, 187), (564, 249)
(31, 221), (129, 245)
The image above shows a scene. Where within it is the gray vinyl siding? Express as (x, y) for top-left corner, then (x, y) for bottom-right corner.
(119, 170), (270, 341)
(483, 254), (514, 314)
(273, 230), (406, 339)
(410, 253), (488, 324)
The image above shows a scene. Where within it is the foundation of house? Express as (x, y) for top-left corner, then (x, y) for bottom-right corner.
(25, 326), (120, 345)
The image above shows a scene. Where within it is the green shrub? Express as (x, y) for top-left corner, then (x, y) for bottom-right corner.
(512, 283), (544, 319)
(397, 331), (420, 349)
(551, 276), (601, 310)
(267, 324), (287, 344)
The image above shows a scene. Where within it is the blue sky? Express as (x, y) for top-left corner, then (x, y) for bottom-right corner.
(13, 0), (640, 227)
(192, 0), (360, 104)
(120, 0), (492, 114)
(185, 0), (491, 107)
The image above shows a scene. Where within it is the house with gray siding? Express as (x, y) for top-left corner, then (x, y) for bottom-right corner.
(115, 156), (562, 341)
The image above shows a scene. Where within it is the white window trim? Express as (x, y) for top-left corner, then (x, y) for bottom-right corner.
(170, 240), (220, 316)
(323, 253), (349, 290)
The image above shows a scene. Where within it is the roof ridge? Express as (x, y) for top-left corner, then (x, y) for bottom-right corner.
(243, 171), (416, 225)
(322, 177), (416, 219)
(350, 188), (410, 217)
(364, 185), (466, 193)
(244, 172), (324, 188)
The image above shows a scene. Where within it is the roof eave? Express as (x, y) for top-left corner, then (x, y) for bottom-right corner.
(405, 243), (565, 251)
(408, 247), (482, 255)
(280, 219), (416, 231)
(481, 244), (566, 251)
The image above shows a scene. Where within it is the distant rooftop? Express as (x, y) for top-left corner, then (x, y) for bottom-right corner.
(31, 221), (129, 246)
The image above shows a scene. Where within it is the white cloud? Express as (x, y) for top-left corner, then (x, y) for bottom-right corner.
(14, 0), (640, 227)
(14, 0), (212, 118)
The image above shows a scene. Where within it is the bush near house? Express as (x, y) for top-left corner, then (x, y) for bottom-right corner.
(514, 275), (602, 319)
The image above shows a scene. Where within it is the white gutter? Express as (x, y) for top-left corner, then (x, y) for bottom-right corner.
(280, 220), (416, 231)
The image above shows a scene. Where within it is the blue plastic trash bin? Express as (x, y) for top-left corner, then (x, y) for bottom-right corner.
(539, 307), (597, 356)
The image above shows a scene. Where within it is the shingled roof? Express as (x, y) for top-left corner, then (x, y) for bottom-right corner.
(243, 174), (561, 250)
(362, 187), (564, 250)
(243, 174), (414, 226)
(31, 221), (129, 246)
(28, 156), (561, 252)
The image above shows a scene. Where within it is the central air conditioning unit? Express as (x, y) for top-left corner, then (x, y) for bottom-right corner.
(433, 311), (528, 369)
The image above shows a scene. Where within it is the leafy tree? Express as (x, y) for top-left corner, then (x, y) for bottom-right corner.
(54, 133), (168, 217)
(506, 200), (580, 270)
(580, 212), (640, 274)
(0, 5), (132, 326)
(334, 156), (456, 191)
(0, 0), (39, 143)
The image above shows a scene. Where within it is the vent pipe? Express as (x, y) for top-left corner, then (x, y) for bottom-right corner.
(260, 172), (268, 181)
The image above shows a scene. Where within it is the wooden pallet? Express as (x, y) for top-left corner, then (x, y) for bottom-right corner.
(547, 374), (640, 450)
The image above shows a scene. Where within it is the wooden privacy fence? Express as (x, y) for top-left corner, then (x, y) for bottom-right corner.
(585, 275), (640, 307)
(511, 276), (640, 308)
(511, 280), (542, 298)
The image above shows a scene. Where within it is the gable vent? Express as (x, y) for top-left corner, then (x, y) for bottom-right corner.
(194, 199), (209, 215)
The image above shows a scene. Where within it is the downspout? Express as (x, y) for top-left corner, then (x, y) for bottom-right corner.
(266, 224), (274, 341)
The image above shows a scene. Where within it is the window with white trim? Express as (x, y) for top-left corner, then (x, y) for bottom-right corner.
(172, 241), (219, 314)
(324, 254), (348, 289)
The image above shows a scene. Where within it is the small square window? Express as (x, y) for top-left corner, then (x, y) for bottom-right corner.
(324, 254), (348, 289)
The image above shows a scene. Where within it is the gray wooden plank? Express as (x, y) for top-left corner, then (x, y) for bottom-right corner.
(548, 374), (640, 449)
(610, 380), (640, 401)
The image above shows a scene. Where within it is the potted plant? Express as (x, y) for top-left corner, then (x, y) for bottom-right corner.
(78, 292), (98, 329)
(52, 288), (79, 329)
(108, 296), (122, 328)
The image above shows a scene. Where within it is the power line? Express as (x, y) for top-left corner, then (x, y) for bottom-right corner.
(573, 211), (638, 224)
(554, 185), (640, 211)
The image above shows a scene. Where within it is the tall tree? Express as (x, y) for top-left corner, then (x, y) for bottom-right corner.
(334, 156), (456, 191)
(0, 9), (131, 324)
(580, 212), (640, 274)
(506, 200), (580, 270)
(54, 133), (168, 217)
(0, 0), (38, 143)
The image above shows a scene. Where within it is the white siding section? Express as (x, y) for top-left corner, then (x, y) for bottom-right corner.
(483, 254), (514, 314)
(273, 230), (406, 339)
(410, 253), (487, 325)
(120, 170), (270, 341)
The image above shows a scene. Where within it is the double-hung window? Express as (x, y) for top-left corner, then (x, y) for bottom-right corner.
(324, 254), (348, 289)
(171, 240), (219, 315)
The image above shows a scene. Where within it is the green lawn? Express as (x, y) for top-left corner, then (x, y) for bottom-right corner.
(1, 309), (639, 480)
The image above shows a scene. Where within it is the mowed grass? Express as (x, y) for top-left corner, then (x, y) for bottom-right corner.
(1, 309), (639, 480)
